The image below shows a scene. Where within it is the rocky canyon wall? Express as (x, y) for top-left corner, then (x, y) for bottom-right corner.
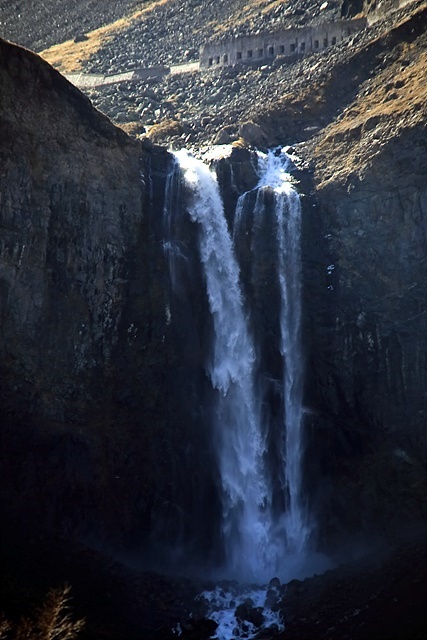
(0, 12), (426, 569)
(0, 39), (217, 562)
(302, 123), (427, 548)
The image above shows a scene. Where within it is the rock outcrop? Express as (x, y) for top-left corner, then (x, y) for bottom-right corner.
(0, 38), (217, 562)
(298, 6), (427, 544)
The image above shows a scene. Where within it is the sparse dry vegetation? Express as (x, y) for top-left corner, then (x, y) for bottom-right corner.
(0, 586), (84, 640)
(315, 40), (427, 185)
(118, 121), (148, 136)
(39, 0), (173, 72)
(146, 118), (186, 142)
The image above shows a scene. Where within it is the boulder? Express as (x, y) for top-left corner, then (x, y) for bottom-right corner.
(213, 127), (233, 145)
(235, 599), (265, 627)
(238, 120), (268, 148)
(73, 33), (88, 43)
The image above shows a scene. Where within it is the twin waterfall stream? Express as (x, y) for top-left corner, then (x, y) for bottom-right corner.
(164, 147), (321, 638)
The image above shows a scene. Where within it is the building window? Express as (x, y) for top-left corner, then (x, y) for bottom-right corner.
(331, 36), (336, 45)
(323, 37), (328, 47)
(258, 48), (263, 57)
(279, 44), (285, 54)
(247, 49), (253, 58)
(314, 39), (319, 49)
(208, 58), (213, 66)
(216, 56), (220, 64)
(268, 46), (274, 56)
(223, 54), (228, 63)
(237, 51), (242, 60)
(290, 43), (296, 52)
(300, 42), (305, 51)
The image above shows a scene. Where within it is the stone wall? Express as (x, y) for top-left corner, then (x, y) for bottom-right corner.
(200, 18), (367, 69)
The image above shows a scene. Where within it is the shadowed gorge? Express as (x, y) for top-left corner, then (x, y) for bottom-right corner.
(0, 0), (426, 638)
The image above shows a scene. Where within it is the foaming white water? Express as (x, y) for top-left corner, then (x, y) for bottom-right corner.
(172, 148), (313, 585)
(256, 150), (310, 553)
(201, 584), (284, 640)
(199, 546), (332, 640)
(174, 149), (274, 582)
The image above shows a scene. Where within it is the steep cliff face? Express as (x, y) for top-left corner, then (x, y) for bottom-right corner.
(298, 9), (427, 545)
(303, 124), (427, 547)
(0, 40), (143, 422)
(0, 39), (217, 559)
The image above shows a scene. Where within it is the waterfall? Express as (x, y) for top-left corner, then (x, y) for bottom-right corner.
(169, 148), (310, 583)
(252, 150), (310, 555)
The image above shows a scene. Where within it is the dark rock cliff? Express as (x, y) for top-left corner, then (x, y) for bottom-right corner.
(303, 123), (427, 549)
(0, 38), (217, 562)
(1, 0), (426, 577)
(297, 9), (427, 546)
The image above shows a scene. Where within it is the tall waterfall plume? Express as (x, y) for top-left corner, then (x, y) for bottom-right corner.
(167, 148), (310, 582)
(252, 150), (310, 555)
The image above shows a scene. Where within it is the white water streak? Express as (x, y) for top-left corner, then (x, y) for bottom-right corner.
(174, 150), (274, 581)
(260, 151), (310, 553)
(234, 149), (310, 558)
(173, 148), (310, 582)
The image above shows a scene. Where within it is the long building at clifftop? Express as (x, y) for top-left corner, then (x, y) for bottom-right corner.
(200, 18), (367, 69)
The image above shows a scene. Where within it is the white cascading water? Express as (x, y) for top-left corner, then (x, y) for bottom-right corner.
(254, 150), (310, 555)
(173, 148), (310, 575)
(170, 148), (325, 640)
(173, 149), (273, 582)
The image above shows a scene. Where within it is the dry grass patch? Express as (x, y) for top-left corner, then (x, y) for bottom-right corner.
(328, 47), (427, 135)
(118, 121), (147, 136)
(314, 42), (427, 186)
(145, 118), (185, 142)
(39, 0), (174, 73)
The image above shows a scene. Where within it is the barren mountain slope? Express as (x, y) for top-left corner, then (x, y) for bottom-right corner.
(254, 1), (426, 154)
(1, 0), (343, 71)
(0, 0), (143, 51)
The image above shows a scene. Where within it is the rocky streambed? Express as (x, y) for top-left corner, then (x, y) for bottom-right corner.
(2, 518), (426, 639)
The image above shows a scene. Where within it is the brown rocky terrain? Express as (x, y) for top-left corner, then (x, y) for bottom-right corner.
(0, 0), (144, 52)
(20, 1), (421, 155)
(2, 0), (345, 70)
